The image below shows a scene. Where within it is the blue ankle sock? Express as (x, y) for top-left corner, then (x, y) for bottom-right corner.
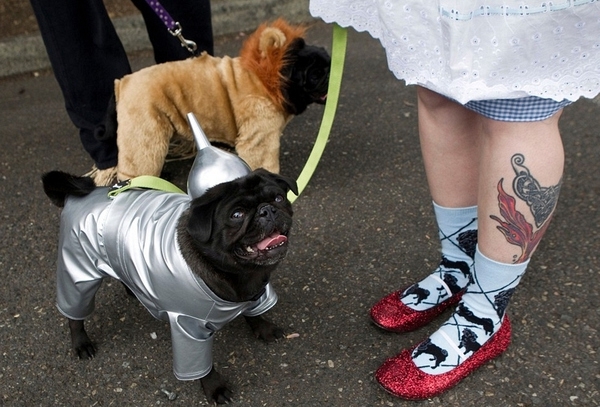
(401, 203), (477, 311)
(412, 247), (527, 374)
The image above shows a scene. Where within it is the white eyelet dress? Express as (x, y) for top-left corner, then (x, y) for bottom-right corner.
(310, 0), (600, 120)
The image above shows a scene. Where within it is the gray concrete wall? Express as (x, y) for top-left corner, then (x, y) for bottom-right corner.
(0, 0), (314, 78)
(211, 0), (313, 35)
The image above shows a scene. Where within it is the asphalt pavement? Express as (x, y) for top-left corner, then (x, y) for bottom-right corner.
(0, 18), (599, 407)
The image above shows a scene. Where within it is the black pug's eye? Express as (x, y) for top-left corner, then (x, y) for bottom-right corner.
(274, 194), (284, 203)
(307, 67), (324, 86)
(231, 209), (246, 220)
(302, 61), (320, 86)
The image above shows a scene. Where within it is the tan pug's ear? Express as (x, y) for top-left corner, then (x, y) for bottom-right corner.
(259, 27), (286, 58)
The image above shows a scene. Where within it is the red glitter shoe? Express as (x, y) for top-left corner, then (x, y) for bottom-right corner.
(369, 288), (464, 332)
(375, 316), (512, 400)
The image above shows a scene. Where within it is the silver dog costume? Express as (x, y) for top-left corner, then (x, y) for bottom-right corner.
(55, 187), (277, 380)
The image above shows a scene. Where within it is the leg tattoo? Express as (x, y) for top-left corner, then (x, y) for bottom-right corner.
(491, 154), (561, 263)
(511, 153), (561, 228)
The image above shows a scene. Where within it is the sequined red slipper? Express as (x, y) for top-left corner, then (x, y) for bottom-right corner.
(370, 288), (464, 333)
(375, 316), (512, 400)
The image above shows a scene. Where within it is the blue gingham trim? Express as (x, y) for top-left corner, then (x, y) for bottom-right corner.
(464, 97), (572, 122)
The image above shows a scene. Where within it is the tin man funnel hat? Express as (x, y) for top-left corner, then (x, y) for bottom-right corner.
(186, 112), (251, 198)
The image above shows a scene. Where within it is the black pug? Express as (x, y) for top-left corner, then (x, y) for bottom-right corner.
(91, 18), (331, 186)
(42, 169), (297, 404)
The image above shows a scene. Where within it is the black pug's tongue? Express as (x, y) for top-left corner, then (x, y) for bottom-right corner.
(256, 233), (287, 251)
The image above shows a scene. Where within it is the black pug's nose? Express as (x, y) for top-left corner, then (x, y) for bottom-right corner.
(258, 204), (277, 221)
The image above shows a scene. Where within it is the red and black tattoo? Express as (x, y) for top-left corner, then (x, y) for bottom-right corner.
(490, 154), (562, 263)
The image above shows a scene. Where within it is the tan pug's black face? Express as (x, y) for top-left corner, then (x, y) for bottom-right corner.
(186, 169), (297, 271)
(281, 38), (331, 115)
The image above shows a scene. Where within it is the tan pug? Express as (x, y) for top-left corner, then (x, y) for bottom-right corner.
(93, 19), (330, 186)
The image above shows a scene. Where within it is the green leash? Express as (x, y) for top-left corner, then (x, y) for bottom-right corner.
(108, 175), (185, 198)
(287, 24), (347, 203)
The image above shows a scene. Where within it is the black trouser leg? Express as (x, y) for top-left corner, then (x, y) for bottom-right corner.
(30, 0), (129, 169)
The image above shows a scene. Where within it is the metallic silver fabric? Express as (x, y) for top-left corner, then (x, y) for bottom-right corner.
(55, 188), (277, 380)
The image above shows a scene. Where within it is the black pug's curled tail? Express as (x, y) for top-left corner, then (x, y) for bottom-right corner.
(42, 171), (96, 207)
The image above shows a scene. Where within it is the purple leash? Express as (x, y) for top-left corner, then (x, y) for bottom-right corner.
(144, 0), (198, 54)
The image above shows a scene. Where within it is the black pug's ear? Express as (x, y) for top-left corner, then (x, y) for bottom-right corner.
(280, 38), (305, 80)
(286, 37), (306, 55)
(185, 184), (230, 243)
(255, 168), (299, 196)
(186, 201), (215, 244)
(273, 173), (299, 196)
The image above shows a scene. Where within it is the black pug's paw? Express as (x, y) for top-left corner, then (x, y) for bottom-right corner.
(244, 315), (285, 342)
(200, 367), (233, 405)
(68, 319), (96, 359)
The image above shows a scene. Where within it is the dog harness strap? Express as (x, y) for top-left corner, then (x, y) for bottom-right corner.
(144, 0), (198, 54)
(108, 175), (185, 198)
(288, 24), (347, 203)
